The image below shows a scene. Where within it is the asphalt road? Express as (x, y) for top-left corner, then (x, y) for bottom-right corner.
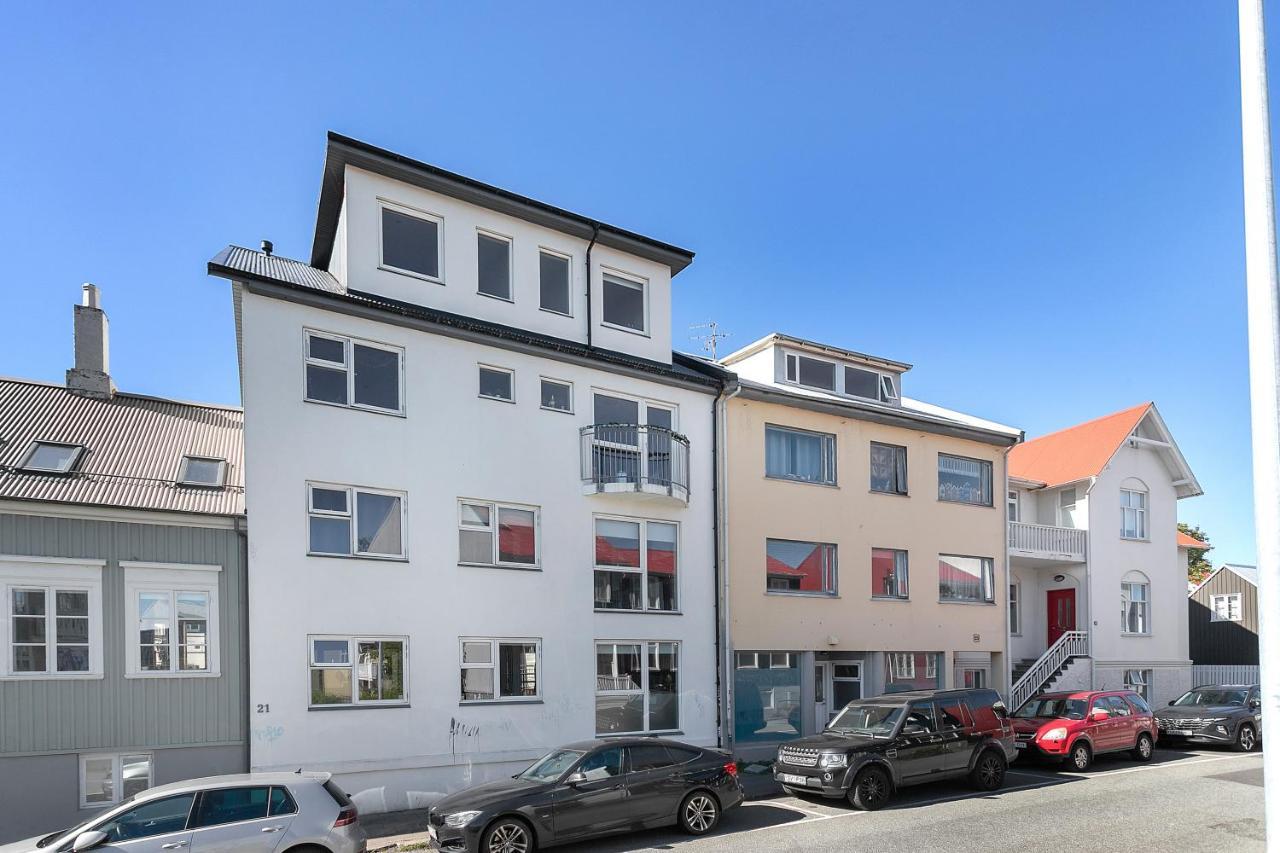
(555, 746), (1266, 852)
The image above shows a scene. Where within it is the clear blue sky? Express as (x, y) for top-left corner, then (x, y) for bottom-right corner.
(0, 2), (1262, 563)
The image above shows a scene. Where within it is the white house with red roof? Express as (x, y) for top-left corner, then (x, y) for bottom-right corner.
(1006, 402), (1202, 709)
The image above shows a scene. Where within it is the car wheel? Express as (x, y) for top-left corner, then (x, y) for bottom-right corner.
(1235, 724), (1259, 753)
(969, 749), (1007, 791)
(481, 818), (534, 853)
(1069, 741), (1092, 771)
(1131, 733), (1154, 762)
(848, 765), (892, 811)
(678, 791), (720, 835)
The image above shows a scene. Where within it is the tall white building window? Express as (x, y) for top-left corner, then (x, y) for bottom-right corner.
(1009, 581), (1021, 635)
(1121, 573), (1151, 634)
(1, 560), (103, 678)
(1007, 490), (1019, 522)
(124, 563), (221, 677)
(595, 641), (679, 734)
(1121, 489), (1148, 539)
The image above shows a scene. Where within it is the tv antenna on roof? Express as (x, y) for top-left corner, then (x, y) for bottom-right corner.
(690, 320), (730, 360)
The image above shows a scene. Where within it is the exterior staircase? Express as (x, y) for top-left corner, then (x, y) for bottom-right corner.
(1009, 631), (1089, 711)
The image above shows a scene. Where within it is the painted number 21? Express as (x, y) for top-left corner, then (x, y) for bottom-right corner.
(256, 703), (270, 713)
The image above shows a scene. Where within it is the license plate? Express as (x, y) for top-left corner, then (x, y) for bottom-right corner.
(779, 773), (809, 785)
(1169, 729), (1192, 736)
(1014, 742), (1026, 749)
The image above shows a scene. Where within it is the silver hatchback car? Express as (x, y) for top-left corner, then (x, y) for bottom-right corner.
(0, 772), (365, 853)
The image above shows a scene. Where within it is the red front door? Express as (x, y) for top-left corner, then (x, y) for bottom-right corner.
(1047, 588), (1076, 645)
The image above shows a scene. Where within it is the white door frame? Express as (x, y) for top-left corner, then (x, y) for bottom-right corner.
(814, 661), (832, 731)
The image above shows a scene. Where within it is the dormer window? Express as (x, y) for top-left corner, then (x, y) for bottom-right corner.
(601, 272), (648, 335)
(380, 202), (443, 282)
(178, 456), (227, 488)
(20, 442), (84, 473)
(783, 351), (899, 404)
(784, 353), (835, 390)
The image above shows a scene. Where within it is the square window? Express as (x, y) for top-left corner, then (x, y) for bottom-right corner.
(382, 207), (440, 279)
(178, 456), (226, 488)
(539, 250), (572, 315)
(21, 442), (84, 473)
(79, 753), (152, 808)
(304, 331), (403, 414)
(602, 274), (646, 333)
(594, 518), (678, 611)
(596, 641), (678, 734)
(458, 500), (539, 568)
(307, 484), (405, 559)
(477, 232), (512, 300)
(309, 636), (407, 706)
(479, 366), (514, 402)
(540, 378), (573, 413)
(460, 638), (540, 702)
(871, 548), (909, 599)
(765, 539), (837, 595)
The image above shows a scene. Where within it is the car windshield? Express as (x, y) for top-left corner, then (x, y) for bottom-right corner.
(1015, 698), (1087, 720)
(1173, 689), (1249, 706)
(826, 703), (903, 736)
(519, 749), (585, 782)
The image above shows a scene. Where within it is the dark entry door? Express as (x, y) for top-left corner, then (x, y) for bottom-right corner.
(1047, 588), (1076, 646)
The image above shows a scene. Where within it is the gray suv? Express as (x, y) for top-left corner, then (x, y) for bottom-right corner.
(1155, 684), (1262, 752)
(0, 772), (365, 853)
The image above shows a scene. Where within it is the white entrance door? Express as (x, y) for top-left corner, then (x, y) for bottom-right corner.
(814, 662), (831, 731)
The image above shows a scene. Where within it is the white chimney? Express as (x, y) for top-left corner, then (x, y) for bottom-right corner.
(66, 283), (115, 398)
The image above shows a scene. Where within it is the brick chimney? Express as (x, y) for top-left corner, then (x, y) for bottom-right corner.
(66, 284), (115, 398)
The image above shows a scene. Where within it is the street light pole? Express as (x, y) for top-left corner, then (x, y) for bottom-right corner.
(1238, 0), (1280, 845)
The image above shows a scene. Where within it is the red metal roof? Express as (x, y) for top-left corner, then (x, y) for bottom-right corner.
(1008, 402), (1152, 488)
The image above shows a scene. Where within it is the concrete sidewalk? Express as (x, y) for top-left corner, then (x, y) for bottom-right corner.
(362, 764), (782, 850)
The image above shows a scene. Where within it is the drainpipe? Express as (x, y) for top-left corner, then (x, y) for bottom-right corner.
(715, 379), (742, 753)
(584, 224), (600, 349)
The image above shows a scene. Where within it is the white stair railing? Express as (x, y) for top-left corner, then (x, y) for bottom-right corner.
(1010, 631), (1088, 710)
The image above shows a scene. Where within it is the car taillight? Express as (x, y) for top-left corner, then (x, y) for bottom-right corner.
(724, 762), (738, 777)
(334, 804), (358, 827)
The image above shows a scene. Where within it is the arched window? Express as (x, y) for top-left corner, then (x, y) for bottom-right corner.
(1120, 479), (1149, 540)
(1121, 570), (1151, 634)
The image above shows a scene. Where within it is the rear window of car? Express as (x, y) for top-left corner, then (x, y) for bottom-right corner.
(269, 787), (297, 817)
(1126, 692), (1152, 714)
(666, 746), (701, 764)
(191, 787), (271, 828)
(323, 780), (353, 807)
(629, 745), (676, 771)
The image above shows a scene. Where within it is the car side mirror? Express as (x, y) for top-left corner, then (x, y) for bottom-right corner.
(1090, 710), (1109, 723)
(73, 831), (108, 853)
(1168, 699), (1176, 706)
(1250, 700), (1261, 710)
(992, 702), (1008, 718)
(564, 772), (588, 786)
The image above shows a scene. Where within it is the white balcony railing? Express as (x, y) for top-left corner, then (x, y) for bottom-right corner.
(580, 423), (690, 503)
(1008, 521), (1086, 562)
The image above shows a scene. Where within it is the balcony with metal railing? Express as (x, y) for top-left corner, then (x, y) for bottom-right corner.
(580, 423), (690, 504)
(1008, 521), (1087, 565)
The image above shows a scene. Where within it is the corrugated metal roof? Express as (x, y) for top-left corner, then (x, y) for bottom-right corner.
(210, 246), (344, 294)
(0, 378), (244, 517)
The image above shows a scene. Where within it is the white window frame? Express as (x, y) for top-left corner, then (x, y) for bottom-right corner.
(600, 268), (649, 336)
(890, 652), (917, 680)
(122, 563), (221, 678)
(539, 377), (574, 413)
(476, 228), (514, 302)
(961, 668), (987, 689)
(538, 247), (574, 317)
(1124, 668), (1153, 701)
(783, 351), (837, 392)
(1210, 592), (1243, 622)
(1007, 490), (1020, 522)
(19, 441), (85, 473)
(478, 364), (515, 403)
(1120, 489), (1148, 540)
(1009, 581), (1021, 635)
(378, 198), (444, 284)
(871, 547), (909, 600)
(458, 499), (541, 569)
(593, 515), (680, 612)
(938, 554), (996, 603)
(938, 454), (994, 507)
(303, 329), (406, 416)
(765, 538), (838, 596)
(306, 482), (407, 560)
(458, 637), (542, 703)
(1121, 578), (1151, 635)
(781, 350), (899, 404)
(1058, 488), (1078, 527)
(177, 456), (227, 488)
(595, 640), (680, 735)
(308, 634), (409, 708)
(79, 752), (152, 809)
(765, 424), (837, 486)
(0, 558), (104, 680)
(592, 390), (678, 431)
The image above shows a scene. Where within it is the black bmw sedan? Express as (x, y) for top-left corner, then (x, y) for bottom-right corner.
(426, 737), (743, 852)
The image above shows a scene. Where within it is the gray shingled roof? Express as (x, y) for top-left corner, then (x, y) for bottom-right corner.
(0, 378), (244, 517)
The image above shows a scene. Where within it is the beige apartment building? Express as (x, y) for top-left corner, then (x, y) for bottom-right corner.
(717, 334), (1022, 759)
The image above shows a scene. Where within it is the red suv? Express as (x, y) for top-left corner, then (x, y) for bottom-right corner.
(1011, 690), (1157, 770)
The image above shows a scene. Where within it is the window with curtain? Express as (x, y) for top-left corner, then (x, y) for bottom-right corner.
(765, 425), (835, 485)
(937, 454), (992, 506)
(938, 554), (994, 602)
(870, 443), (908, 495)
(1121, 580), (1150, 634)
(871, 548), (909, 599)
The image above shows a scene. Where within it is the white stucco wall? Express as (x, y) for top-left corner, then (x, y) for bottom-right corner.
(238, 287), (717, 812)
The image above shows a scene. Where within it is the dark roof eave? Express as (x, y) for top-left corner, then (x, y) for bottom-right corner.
(311, 133), (695, 275)
(208, 259), (722, 392)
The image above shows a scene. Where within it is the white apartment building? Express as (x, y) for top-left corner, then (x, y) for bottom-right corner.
(208, 133), (724, 813)
(1006, 402), (1203, 710)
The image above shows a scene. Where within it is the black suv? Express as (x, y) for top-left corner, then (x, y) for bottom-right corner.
(1155, 684), (1263, 752)
(773, 688), (1016, 810)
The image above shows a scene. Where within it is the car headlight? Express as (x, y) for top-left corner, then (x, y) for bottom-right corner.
(1041, 727), (1068, 742)
(1205, 718), (1228, 724)
(443, 810), (482, 828)
(819, 753), (848, 768)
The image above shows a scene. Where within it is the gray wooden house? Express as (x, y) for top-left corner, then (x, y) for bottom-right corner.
(0, 286), (246, 841)
(1188, 563), (1259, 667)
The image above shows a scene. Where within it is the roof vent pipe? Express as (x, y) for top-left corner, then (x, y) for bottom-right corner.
(261, 240), (274, 256)
(66, 283), (115, 398)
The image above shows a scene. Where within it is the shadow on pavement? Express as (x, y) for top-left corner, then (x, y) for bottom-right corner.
(553, 802), (815, 852)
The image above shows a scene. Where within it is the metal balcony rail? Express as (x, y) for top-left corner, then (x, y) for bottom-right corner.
(1010, 630), (1089, 711)
(1008, 521), (1087, 561)
(580, 423), (690, 500)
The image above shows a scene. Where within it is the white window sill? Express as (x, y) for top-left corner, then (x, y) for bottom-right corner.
(765, 591), (838, 599)
(307, 552), (410, 563)
(539, 306), (574, 319)
(378, 264), (444, 286)
(593, 608), (684, 615)
(937, 498), (994, 509)
(600, 321), (651, 339)
(309, 703), (411, 711)
(1120, 537), (1151, 543)
(477, 290), (514, 304)
(0, 672), (104, 681)
(460, 698), (544, 706)
(478, 394), (516, 404)
(764, 475), (839, 489)
(125, 671), (221, 680)
(460, 562), (542, 572)
(939, 599), (996, 606)
(304, 397), (406, 418)
(1120, 632), (1153, 638)
(870, 489), (910, 498)
(540, 405), (574, 415)
(871, 595), (910, 602)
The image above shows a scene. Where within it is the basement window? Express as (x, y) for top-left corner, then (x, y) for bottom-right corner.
(178, 456), (227, 488)
(20, 442), (85, 473)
